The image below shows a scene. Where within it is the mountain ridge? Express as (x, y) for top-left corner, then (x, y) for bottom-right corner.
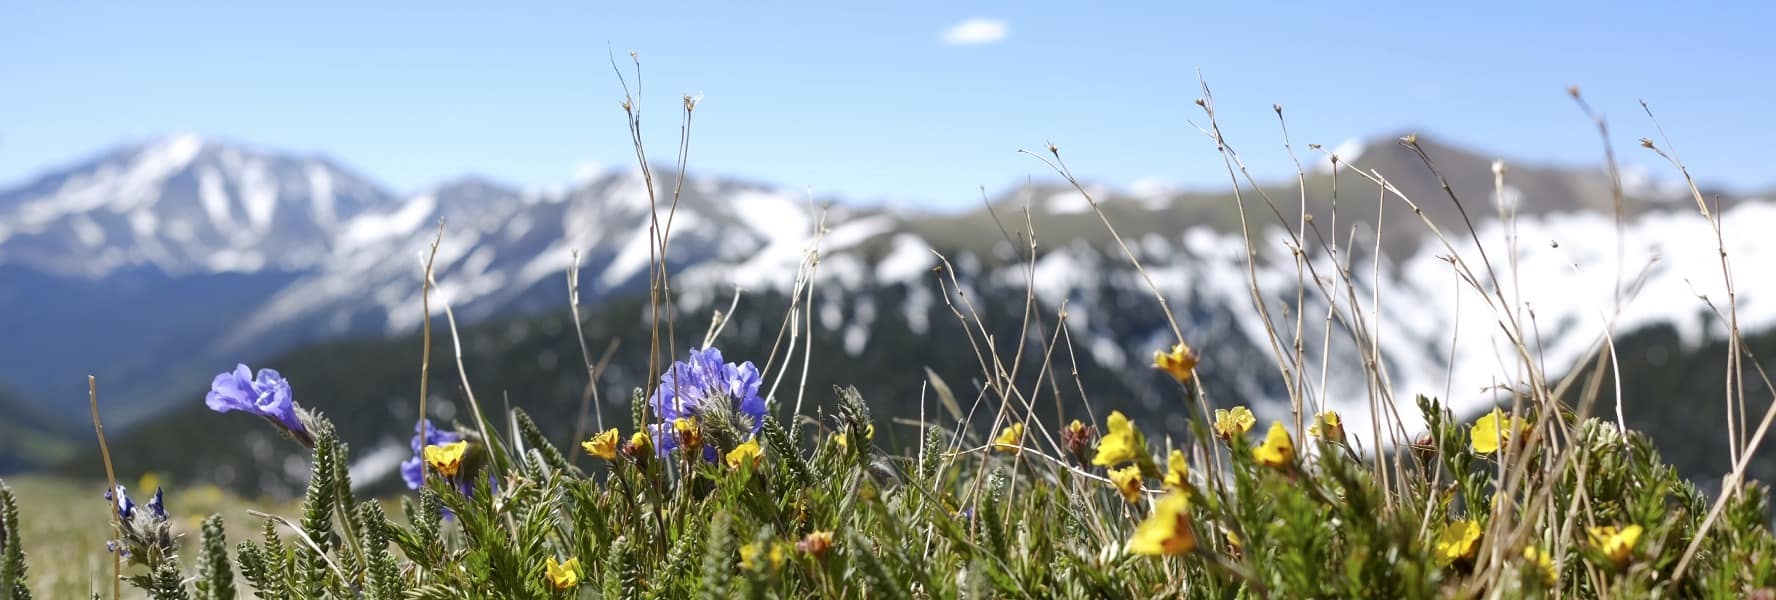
(0, 131), (1765, 470)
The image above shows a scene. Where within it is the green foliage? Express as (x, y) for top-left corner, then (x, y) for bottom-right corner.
(0, 480), (30, 600)
(195, 515), (233, 600)
(296, 435), (337, 597)
(356, 502), (403, 600)
(515, 407), (579, 479)
(14, 357), (1776, 599)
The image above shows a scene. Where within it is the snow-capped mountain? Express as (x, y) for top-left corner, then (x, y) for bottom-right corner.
(0, 136), (883, 424)
(0, 131), (1763, 454)
(0, 134), (391, 277)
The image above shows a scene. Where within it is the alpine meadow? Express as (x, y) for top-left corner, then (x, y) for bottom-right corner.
(2, 31), (1776, 600)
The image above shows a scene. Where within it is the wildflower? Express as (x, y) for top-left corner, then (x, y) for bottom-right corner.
(1588, 524), (1642, 566)
(725, 438), (763, 470)
(1410, 432), (1438, 466)
(137, 472), (161, 497)
(104, 484), (137, 521)
(1434, 520), (1482, 566)
(1524, 546), (1556, 585)
(205, 364), (312, 447)
(740, 541), (788, 571)
(1470, 407), (1527, 455)
(671, 417), (704, 452)
(622, 431), (653, 460)
(402, 419), (463, 490)
(543, 556), (581, 590)
(738, 543), (763, 570)
(581, 429), (620, 461)
(835, 423), (874, 449)
(992, 422), (1024, 454)
(1213, 406), (1256, 441)
(1092, 411), (1144, 467)
(1252, 422), (1295, 468)
(1162, 449), (1189, 492)
(1127, 492), (1196, 556)
(1153, 343), (1201, 382)
(145, 486), (167, 521)
(1061, 419), (1097, 462)
(649, 347), (767, 457)
(1309, 410), (1344, 442)
(797, 530), (835, 558)
(425, 441), (469, 479)
(1109, 465), (1145, 503)
(103, 485), (174, 565)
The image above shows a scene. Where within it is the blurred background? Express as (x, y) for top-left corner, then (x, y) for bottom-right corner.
(1, 1), (1773, 500)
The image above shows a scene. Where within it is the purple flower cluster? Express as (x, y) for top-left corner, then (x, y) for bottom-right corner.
(205, 364), (312, 447)
(103, 485), (170, 559)
(401, 419), (464, 490)
(648, 347), (766, 456)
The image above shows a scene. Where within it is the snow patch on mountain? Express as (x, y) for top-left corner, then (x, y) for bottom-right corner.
(1318, 137), (1366, 173)
(305, 163), (338, 226)
(877, 233), (934, 283)
(341, 194), (436, 250)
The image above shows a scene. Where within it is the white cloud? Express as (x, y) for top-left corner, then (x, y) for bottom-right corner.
(941, 18), (1008, 46)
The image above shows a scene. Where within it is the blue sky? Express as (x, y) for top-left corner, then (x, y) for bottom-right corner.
(1, 1), (1771, 208)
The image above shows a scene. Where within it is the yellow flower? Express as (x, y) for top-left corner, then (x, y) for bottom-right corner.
(1213, 406), (1256, 441)
(1162, 450), (1189, 492)
(1092, 411), (1143, 467)
(992, 422), (1024, 454)
(1434, 520), (1482, 566)
(581, 429), (620, 460)
(1523, 546), (1556, 585)
(1128, 492), (1196, 556)
(1061, 419), (1095, 458)
(1588, 524), (1642, 565)
(1153, 343), (1201, 382)
(137, 472), (161, 497)
(623, 431), (653, 458)
(424, 441), (469, 479)
(1309, 410), (1344, 442)
(834, 424), (874, 449)
(1109, 465), (1145, 503)
(543, 556), (580, 590)
(1252, 422), (1295, 468)
(673, 417), (703, 451)
(739, 541), (788, 571)
(725, 439), (763, 470)
(797, 530), (835, 557)
(1470, 408), (1527, 455)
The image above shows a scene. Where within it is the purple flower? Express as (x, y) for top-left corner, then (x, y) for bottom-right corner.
(146, 487), (167, 521)
(103, 485), (136, 521)
(206, 364), (310, 445)
(401, 419), (464, 490)
(103, 485), (170, 559)
(648, 347), (766, 456)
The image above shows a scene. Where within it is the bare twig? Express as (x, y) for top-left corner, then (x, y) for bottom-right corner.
(88, 376), (119, 600)
(416, 219), (445, 485)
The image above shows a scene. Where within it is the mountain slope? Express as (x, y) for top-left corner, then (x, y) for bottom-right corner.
(4, 131), (1767, 461)
(0, 134), (391, 276)
(0, 137), (886, 423)
(0, 386), (76, 473)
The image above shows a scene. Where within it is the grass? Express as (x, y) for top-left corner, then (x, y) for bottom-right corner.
(1, 70), (1774, 599)
(4, 476), (287, 599)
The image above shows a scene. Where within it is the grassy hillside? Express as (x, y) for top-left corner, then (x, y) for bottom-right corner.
(0, 476), (289, 598)
(0, 387), (77, 473)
